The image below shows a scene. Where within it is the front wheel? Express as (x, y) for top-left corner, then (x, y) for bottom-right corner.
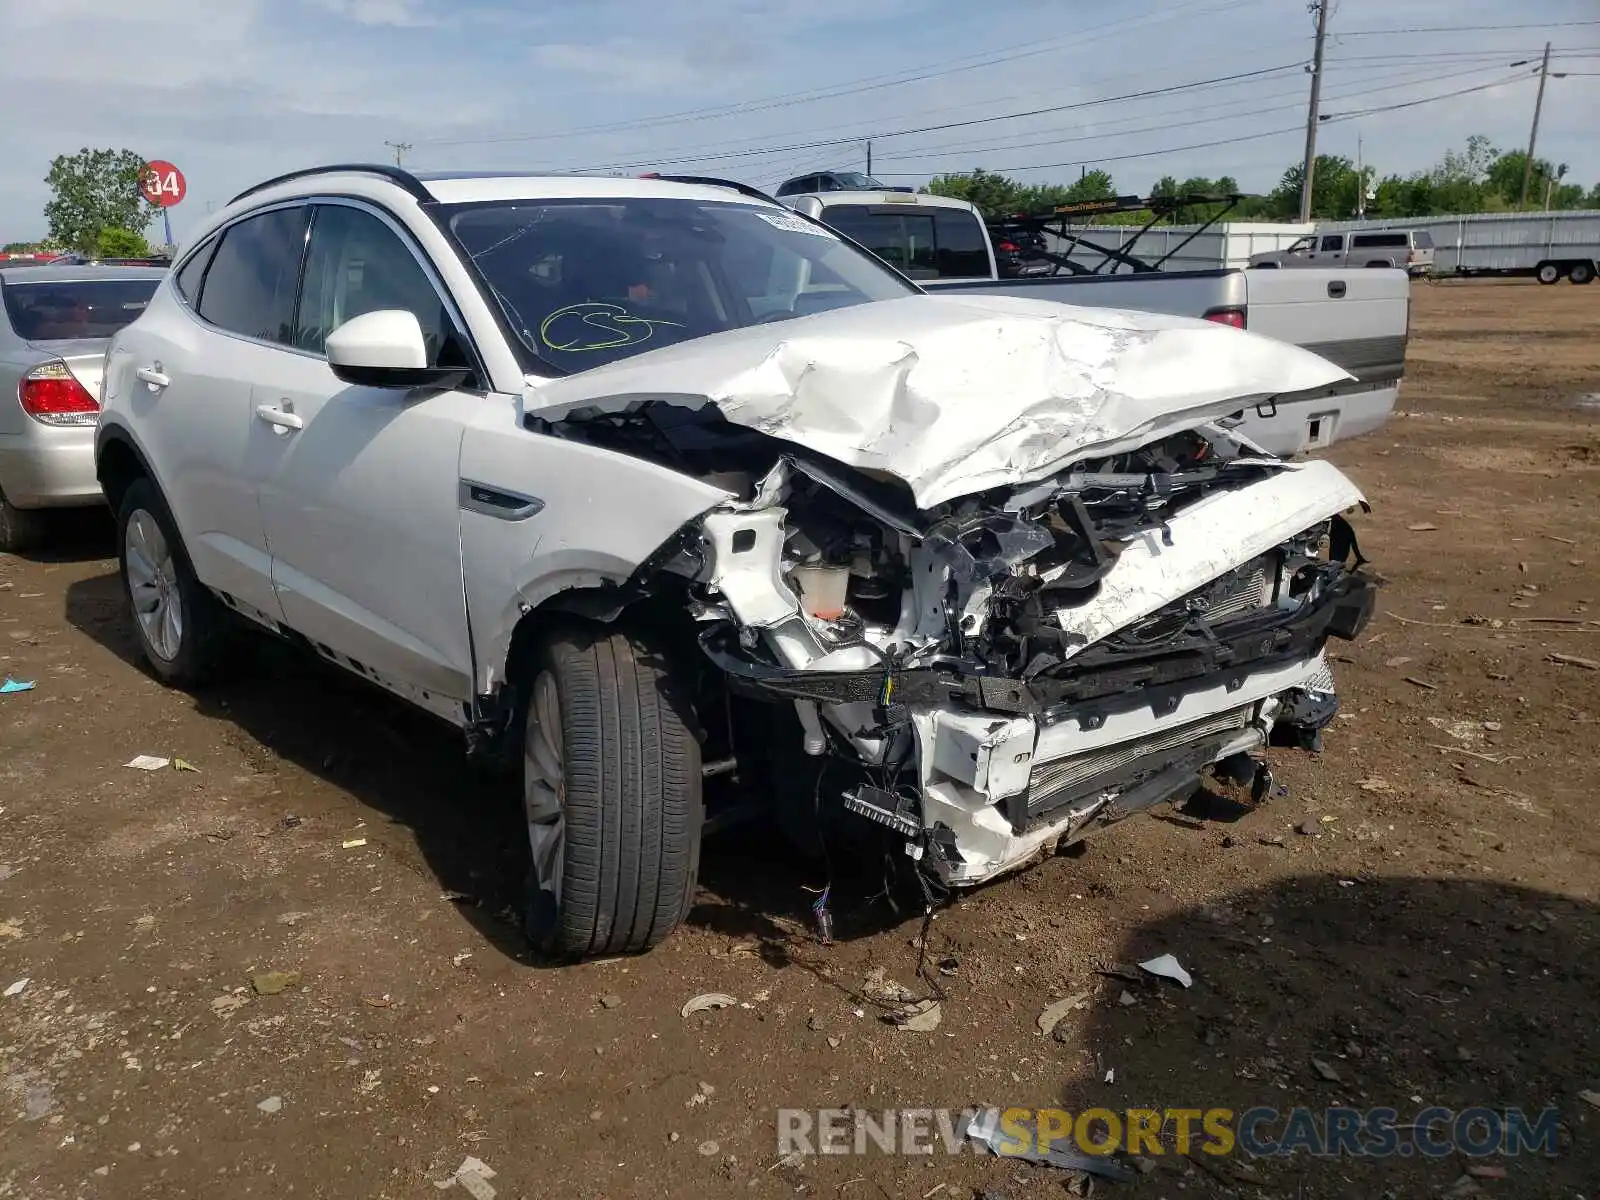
(1536, 262), (1562, 285)
(116, 478), (234, 686)
(522, 627), (702, 958)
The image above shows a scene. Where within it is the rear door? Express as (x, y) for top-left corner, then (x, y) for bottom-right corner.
(247, 199), (482, 711)
(109, 208), (308, 620)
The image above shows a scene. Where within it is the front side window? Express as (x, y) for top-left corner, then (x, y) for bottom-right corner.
(444, 197), (915, 372)
(296, 204), (453, 362)
(196, 206), (309, 344)
(2, 278), (160, 340)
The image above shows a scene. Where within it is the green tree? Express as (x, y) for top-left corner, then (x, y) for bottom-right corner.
(97, 227), (152, 258)
(1059, 169), (1115, 204)
(923, 168), (1030, 217)
(1266, 156), (1357, 218)
(3, 241), (39, 253)
(44, 148), (156, 254)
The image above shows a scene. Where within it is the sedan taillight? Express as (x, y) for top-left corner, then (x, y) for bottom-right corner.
(19, 361), (99, 426)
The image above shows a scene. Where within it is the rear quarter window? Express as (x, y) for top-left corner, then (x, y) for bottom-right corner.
(1352, 233), (1408, 249)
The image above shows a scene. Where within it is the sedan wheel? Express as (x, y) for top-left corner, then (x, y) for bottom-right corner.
(124, 508), (184, 662)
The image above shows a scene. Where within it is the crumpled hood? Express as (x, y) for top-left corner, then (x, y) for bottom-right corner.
(524, 293), (1353, 509)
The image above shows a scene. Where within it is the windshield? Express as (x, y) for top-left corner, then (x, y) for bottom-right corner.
(443, 198), (917, 371)
(830, 173), (882, 190)
(2, 278), (159, 341)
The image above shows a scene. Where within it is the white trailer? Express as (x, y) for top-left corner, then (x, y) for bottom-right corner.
(1319, 210), (1600, 284)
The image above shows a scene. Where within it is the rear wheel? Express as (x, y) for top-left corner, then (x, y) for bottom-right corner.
(1569, 261), (1595, 285)
(0, 488), (48, 554)
(522, 627), (702, 958)
(117, 477), (234, 686)
(1536, 261), (1563, 285)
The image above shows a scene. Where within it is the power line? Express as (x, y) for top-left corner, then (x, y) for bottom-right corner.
(1320, 73), (1531, 122)
(1334, 19), (1600, 36)
(418, 0), (1256, 150)
(872, 71), (1535, 177)
(566, 62), (1305, 173)
(874, 63), (1512, 165)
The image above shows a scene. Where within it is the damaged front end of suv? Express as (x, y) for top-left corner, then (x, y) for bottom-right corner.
(522, 295), (1377, 888)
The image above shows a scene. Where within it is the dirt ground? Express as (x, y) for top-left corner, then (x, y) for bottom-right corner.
(2, 281), (1598, 1200)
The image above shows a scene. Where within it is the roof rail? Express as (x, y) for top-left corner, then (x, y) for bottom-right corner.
(644, 173), (779, 206)
(227, 163), (433, 207)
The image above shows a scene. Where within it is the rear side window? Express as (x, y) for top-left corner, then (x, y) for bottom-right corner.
(1, 278), (160, 341)
(197, 207), (309, 343)
(1413, 231), (1434, 249)
(825, 206), (937, 278)
(1352, 232), (1407, 249)
(1319, 235), (1344, 252)
(932, 209), (989, 276)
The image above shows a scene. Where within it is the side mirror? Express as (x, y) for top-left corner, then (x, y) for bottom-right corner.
(326, 310), (467, 389)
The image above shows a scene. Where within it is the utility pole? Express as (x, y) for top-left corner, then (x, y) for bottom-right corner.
(1517, 42), (1551, 210)
(865, 139), (872, 176)
(1355, 133), (1364, 220)
(1298, 0), (1330, 223)
(385, 140), (413, 167)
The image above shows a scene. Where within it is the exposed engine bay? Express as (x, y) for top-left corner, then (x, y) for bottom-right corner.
(534, 397), (1376, 886)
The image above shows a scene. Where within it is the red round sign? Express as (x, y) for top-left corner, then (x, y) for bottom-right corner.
(140, 161), (186, 208)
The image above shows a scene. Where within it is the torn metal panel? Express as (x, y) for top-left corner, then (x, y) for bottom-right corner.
(525, 294), (1353, 508)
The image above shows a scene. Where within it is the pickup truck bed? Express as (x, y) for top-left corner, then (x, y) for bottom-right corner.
(780, 189), (1410, 457)
(927, 267), (1409, 457)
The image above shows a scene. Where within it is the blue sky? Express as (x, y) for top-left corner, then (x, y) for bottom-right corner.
(1, 0), (1596, 242)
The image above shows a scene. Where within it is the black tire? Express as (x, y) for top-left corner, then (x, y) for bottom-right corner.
(1536, 262), (1562, 285)
(523, 627), (702, 958)
(0, 487), (48, 554)
(1569, 262), (1595, 286)
(116, 477), (234, 686)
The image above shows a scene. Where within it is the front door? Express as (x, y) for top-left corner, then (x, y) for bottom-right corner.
(248, 201), (483, 709)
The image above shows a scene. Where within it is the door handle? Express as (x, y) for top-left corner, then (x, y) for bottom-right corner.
(255, 404), (303, 432)
(135, 364), (170, 389)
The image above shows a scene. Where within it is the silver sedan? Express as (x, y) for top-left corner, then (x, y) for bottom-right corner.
(0, 265), (165, 550)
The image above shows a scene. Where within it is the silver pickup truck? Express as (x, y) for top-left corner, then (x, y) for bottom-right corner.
(783, 189), (1409, 457)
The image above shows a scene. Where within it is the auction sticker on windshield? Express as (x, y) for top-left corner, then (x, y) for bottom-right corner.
(756, 210), (833, 237)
